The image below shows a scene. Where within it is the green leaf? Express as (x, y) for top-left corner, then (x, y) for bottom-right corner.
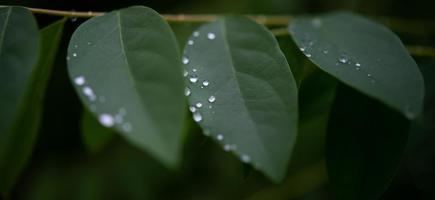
(67, 6), (186, 168)
(288, 12), (424, 120)
(182, 16), (298, 182)
(81, 110), (116, 154)
(0, 7), (65, 194)
(326, 84), (409, 200)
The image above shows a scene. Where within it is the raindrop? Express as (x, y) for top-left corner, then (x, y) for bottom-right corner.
(322, 48), (329, 54)
(87, 42), (92, 45)
(208, 95), (216, 103)
(355, 62), (361, 67)
(99, 113), (114, 127)
(99, 96), (106, 103)
(189, 106), (197, 113)
(195, 102), (203, 108)
(312, 18), (322, 28)
(207, 33), (216, 40)
(193, 31), (200, 37)
(192, 69), (197, 72)
(83, 86), (96, 101)
(216, 134), (224, 141)
(305, 53), (312, 58)
(299, 47), (306, 52)
(189, 75), (199, 83)
(184, 87), (191, 96)
(367, 74), (372, 77)
(182, 57), (189, 64)
(74, 76), (85, 86)
(241, 154), (251, 163)
(188, 40), (194, 46)
(193, 112), (202, 122)
(74, 44), (78, 48)
(208, 105), (212, 109)
(122, 122), (132, 132)
(356, 67), (361, 70)
(338, 54), (349, 64)
(223, 144), (231, 152)
(72, 53), (78, 57)
(183, 70), (188, 77)
(202, 80), (209, 87)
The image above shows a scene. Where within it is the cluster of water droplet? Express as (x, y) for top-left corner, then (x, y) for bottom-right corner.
(71, 44), (133, 133)
(181, 29), (253, 165)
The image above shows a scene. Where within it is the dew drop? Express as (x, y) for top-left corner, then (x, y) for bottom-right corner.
(83, 86), (96, 101)
(74, 44), (78, 48)
(216, 134), (224, 141)
(72, 53), (78, 57)
(367, 73), (372, 77)
(356, 67), (361, 70)
(208, 95), (216, 103)
(305, 53), (312, 58)
(195, 102), (203, 108)
(208, 105), (212, 109)
(193, 112), (202, 122)
(74, 76), (85, 86)
(66, 56), (70, 61)
(193, 31), (200, 37)
(223, 144), (231, 152)
(189, 75), (199, 83)
(99, 113), (114, 127)
(182, 57), (189, 64)
(87, 41), (92, 45)
(299, 47), (306, 52)
(338, 54), (349, 64)
(184, 87), (191, 96)
(189, 106), (196, 113)
(322, 48), (329, 54)
(355, 62), (361, 67)
(241, 154), (251, 163)
(192, 69), (197, 72)
(122, 122), (132, 132)
(183, 70), (188, 77)
(207, 33), (216, 40)
(202, 80), (209, 87)
(188, 40), (194, 46)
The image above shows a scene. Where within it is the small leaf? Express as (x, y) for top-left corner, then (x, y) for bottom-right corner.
(288, 12), (424, 120)
(67, 6), (186, 167)
(0, 7), (65, 194)
(182, 16), (298, 182)
(81, 110), (116, 154)
(326, 84), (409, 200)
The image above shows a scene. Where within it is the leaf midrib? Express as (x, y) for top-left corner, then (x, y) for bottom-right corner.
(219, 19), (275, 173)
(115, 12), (162, 143)
(0, 7), (12, 57)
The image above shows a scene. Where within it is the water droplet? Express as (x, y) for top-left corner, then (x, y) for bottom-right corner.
(66, 56), (70, 61)
(208, 95), (216, 103)
(356, 67), (361, 70)
(196, 102), (203, 108)
(122, 122), (132, 132)
(99, 96), (106, 103)
(312, 18), (322, 28)
(72, 53), (78, 57)
(189, 106), (196, 113)
(208, 105), (212, 109)
(87, 41), (92, 45)
(99, 113), (114, 127)
(115, 114), (123, 124)
(223, 144), (231, 151)
(207, 33), (216, 40)
(184, 87), (191, 96)
(82, 86), (96, 101)
(189, 75), (198, 83)
(193, 31), (200, 37)
(241, 154), (251, 163)
(183, 70), (188, 77)
(322, 48), (329, 54)
(367, 74), (372, 77)
(182, 57), (189, 64)
(193, 112), (202, 122)
(119, 108), (127, 115)
(74, 45), (78, 48)
(216, 134), (224, 141)
(202, 80), (209, 87)
(299, 47), (306, 52)
(74, 76), (85, 86)
(305, 53), (312, 58)
(192, 69), (197, 72)
(188, 40), (194, 46)
(355, 62), (361, 67)
(338, 54), (349, 64)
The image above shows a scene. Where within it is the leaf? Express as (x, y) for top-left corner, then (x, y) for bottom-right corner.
(326, 84), (410, 200)
(0, 7), (65, 194)
(288, 12), (424, 120)
(182, 16), (298, 182)
(81, 110), (116, 154)
(67, 6), (186, 168)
